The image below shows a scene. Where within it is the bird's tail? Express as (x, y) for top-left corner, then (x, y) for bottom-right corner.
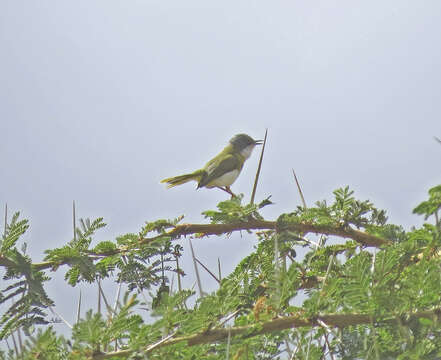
(160, 170), (204, 188)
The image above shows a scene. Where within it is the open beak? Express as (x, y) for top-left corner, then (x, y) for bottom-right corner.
(254, 139), (263, 145)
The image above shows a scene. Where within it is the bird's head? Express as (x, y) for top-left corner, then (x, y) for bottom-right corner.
(229, 134), (263, 159)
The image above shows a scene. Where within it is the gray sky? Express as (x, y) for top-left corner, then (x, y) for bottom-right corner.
(1, 0), (440, 334)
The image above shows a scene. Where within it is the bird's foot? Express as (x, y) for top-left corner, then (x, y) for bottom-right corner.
(217, 186), (237, 199)
(225, 186), (237, 199)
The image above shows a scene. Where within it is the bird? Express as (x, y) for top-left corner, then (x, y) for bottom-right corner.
(161, 133), (262, 197)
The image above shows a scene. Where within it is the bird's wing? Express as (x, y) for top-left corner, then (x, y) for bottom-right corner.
(198, 154), (241, 188)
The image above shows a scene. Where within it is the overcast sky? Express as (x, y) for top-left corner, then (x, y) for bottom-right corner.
(1, 0), (440, 335)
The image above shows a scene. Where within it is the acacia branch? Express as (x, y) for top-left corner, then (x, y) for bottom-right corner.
(139, 219), (390, 248)
(92, 307), (441, 359)
(8, 219), (389, 273)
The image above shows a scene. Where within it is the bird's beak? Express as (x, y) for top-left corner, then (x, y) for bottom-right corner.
(254, 139), (263, 145)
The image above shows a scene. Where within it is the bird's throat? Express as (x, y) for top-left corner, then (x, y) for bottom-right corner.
(240, 145), (256, 160)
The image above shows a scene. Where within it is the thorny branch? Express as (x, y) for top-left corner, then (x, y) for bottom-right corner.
(21, 219), (389, 272)
(92, 308), (441, 359)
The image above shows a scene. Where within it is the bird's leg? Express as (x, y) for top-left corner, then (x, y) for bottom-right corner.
(216, 186), (237, 198)
(225, 186), (237, 197)
(216, 186), (231, 195)
(225, 186), (237, 199)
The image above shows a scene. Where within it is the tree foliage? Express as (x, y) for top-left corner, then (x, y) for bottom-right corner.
(1, 184), (441, 359)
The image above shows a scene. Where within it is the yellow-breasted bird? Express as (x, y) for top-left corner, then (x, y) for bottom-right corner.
(161, 134), (262, 196)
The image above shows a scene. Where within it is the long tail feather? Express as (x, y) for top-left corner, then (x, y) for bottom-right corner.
(161, 170), (204, 188)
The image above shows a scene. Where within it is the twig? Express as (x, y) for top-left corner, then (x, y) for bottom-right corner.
(145, 330), (178, 352)
(169, 275), (175, 295)
(16, 328), (23, 355)
(195, 257), (220, 283)
(76, 290), (82, 323)
(73, 201), (76, 242)
(218, 257), (222, 282)
(3, 203), (7, 236)
(284, 338), (293, 358)
(189, 240), (204, 297)
(176, 256), (182, 292)
(290, 340), (300, 360)
(10, 331), (19, 357)
(97, 277), (102, 315)
(370, 250), (380, 360)
(217, 310), (241, 328)
(306, 254), (335, 359)
(190, 280), (197, 291)
(112, 281), (122, 318)
(49, 306), (73, 329)
(98, 279), (115, 316)
(322, 331), (335, 360)
(292, 170), (307, 209)
(93, 330), (179, 359)
(226, 327), (232, 360)
(274, 234), (281, 308)
(250, 129), (268, 205)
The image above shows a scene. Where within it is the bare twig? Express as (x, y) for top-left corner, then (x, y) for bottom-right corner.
(76, 290), (82, 323)
(97, 277), (102, 315)
(250, 129), (268, 205)
(16, 328), (23, 354)
(5, 338), (11, 352)
(290, 340), (300, 360)
(112, 281), (122, 317)
(284, 338), (293, 358)
(217, 310), (241, 328)
(73, 201), (76, 242)
(307, 254), (335, 359)
(49, 306), (73, 329)
(195, 257), (220, 283)
(274, 234), (281, 308)
(98, 279), (115, 316)
(3, 203), (7, 236)
(10, 331), (19, 357)
(226, 327), (232, 360)
(292, 170), (307, 209)
(145, 330), (179, 352)
(370, 249), (380, 360)
(176, 256), (182, 292)
(322, 330), (336, 360)
(189, 240), (204, 297)
(169, 275), (175, 295)
(218, 257), (222, 282)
